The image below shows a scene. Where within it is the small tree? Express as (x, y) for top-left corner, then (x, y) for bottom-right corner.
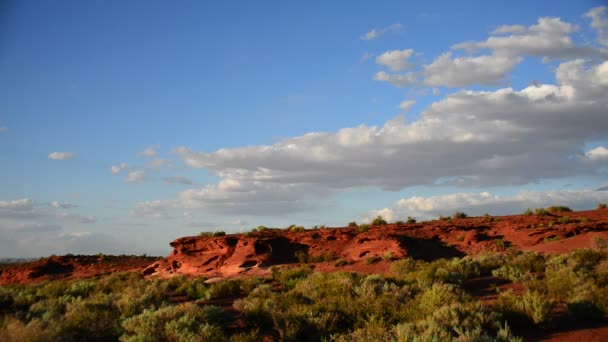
(371, 216), (387, 225)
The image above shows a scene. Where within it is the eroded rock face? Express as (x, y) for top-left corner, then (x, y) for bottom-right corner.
(144, 208), (608, 279)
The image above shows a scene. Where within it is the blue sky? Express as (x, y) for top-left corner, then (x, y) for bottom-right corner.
(1, 1), (608, 257)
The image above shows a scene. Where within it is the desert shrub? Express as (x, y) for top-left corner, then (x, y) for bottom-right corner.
(174, 277), (208, 300)
(334, 259), (348, 267)
(115, 279), (167, 318)
(495, 290), (553, 325)
(213, 231), (226, 237)
(438, 215), (451, 222)
(383, 251), (394, 261)
(366, 256), (379, 265)
(453, 212), (468, 219)
(407, 216), (417, 224)
(577, 216), (590, 223)
(358, 224), (369, 233)
(476, 252), (508, 275)
(557, 216), (571, 224)
(59, 296), (122, 340)
(534, 208), (550, 216)
(598, 203), (607, 209)
(272, 265), (313, 289)
(121, 303), (225, 341)
(0, 317), (49, 342)
(295, 251), (335, 264)
(208, 279), (242, 299)
(447, 257), (480, 280)
(594, 236), (608, 250)
(348, 221), (357, 227)
(523, 208), (533, 216)
(547, 206), (572, 213)
(492, 252), (545, 282)
(394, 220), (405, 225)
(371, 216), (387, 226)
(288, 225), (305, 232)
(391, 258), (425, 276)
(395, 302), (521, 342)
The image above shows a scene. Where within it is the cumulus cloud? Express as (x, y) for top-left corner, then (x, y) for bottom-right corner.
(361, 23), (403, 41)
(422, 53), (521, 87)
(585, 6), (608, 46)
(0, 198), (33, 211)
(376, 49), (415, 71)
(0, 222), (61, 233)
(453, 17), (607, 59)
(148, 158), (171, 168)
(375, 14), (608, 88)
(130, 200), (175, 219)
(111, 163), (129, 174)
(169, 58), (608, 214)
(48, 152), (75, 160)
(138, 146), (159, 158)
(369, 188), (608, 220)
(586, 146), (608, 160)
(125, 170), (146, 183)
(163, 176), (193, 185)
(49, 201), (77, 209)
(399, 100), (415, 112)
(373, 71), (418, 87)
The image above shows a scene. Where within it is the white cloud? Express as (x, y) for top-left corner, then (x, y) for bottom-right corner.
(125, 170), (146, 183)
(0, 222), (61, 233)
(399, 100), (415, 112)
(492, 25), (527, 35)
(376, 49), (415, 71)
(422, 53), (521, 87)
(586, 146), (608, 160)
(361, 23), (403, 41)
(138, 145), (159, 158)
(163, 176), (193, 185)
(130, 200), (175, 219)
(585, 6), (608, 46)
(48, 152), (75, 160)
(111, 163), (129, 174)
(453, 17), (607, 59)
(0, 198), (33, 211)
(49, 201), (77, 209)
(373, 71), (418, 87)
(170, 59), (608, 214)
(148, 158), (171, 168)
(370, 188), (608, 220)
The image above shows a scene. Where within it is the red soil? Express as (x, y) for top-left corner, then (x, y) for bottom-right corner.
(0, 255), (160, 285)
(143, 208), (608, 279)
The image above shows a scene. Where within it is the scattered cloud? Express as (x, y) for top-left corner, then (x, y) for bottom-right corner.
(0, 198), (33, 211)
(453, 17), (607, 59)
(138, 145), (159, 158)
(399, 100), (415, 112)
(48, 152), (75, 160)
(111, 163), (129, 174)
(170, 59), (608, 214)
(49, 201), (77, 209)
(130, 200), (175, 219)
(376, 49), (415, 71)
(369, 188), (608, 221)
(373, 71), (418, 87)
(163, 176), (193, 185)
(148, 158), (172, 168)
(422, 53), (521, 87)
(586, 146), (608, 160)
(361, 23), (403, 41)
(375, 15), (608, 88)
(585, 6), (608, 46)
(125, 170), (146, 183)
(0, 222), (61, 233)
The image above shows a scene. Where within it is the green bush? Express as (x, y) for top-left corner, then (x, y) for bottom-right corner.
(334, 259), (348, 267)
(547, 206), (572, 213)
(348, 221), (357, 227)
(371, 216), (387, 225)
(453, 212), (468, 219)
(407, 216), (417, 224)
(598, 203), (607, 209)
